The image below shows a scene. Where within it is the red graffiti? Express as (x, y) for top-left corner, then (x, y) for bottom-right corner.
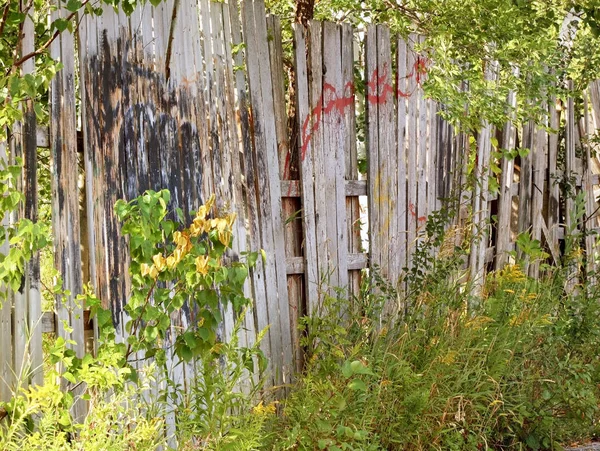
(367, 62), (396, 105)
(397, 56), (430, 99)
(409, 202), (427, 224)
(301, 81), (355, 161)
(367, 57), (429, 105)
(299, 54), (429, 162)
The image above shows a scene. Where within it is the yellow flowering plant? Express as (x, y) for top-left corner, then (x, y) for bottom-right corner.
(115, 189), (256, 365)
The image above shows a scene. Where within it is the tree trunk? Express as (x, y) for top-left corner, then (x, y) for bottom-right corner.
(295, 0), (314, 26)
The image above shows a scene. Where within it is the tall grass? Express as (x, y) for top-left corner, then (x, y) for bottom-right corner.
(270, 245), (600, 450)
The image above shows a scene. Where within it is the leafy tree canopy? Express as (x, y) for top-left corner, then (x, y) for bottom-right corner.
(269, 0), (600, 130)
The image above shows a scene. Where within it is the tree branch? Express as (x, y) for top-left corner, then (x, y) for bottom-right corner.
(7, 0), (91, 75)
(0, 1), (10, 39)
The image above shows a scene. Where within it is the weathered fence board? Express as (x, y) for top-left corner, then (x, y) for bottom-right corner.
(396, 37), (408, 280)
(0, 139), (13, 402)
(496, 73), (518, 270)
(293, 24), (320, 316)
(242, 0), (293, 387)
(342, 24), (362, 298)
(7, 6), (44, 393)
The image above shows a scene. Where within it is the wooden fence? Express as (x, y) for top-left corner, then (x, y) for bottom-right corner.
(2, 0), (600, 417)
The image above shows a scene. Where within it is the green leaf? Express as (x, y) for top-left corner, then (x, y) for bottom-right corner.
(348, 379), (367, 391)
(144, 325), (159, 341)
(350, 360), (374, 376)
(63, 372), (77, 384)
(175, 207), (185, 223)
(178, 345), (193, 362)
(65, 0), (82, 12)
(52, 18), (71, 33)
(342, 360), (353, 378)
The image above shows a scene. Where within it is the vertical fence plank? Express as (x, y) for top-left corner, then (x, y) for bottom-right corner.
(376, 25), (395, 285)
(496, 72), (518, 269)
(323, 22), (348, 291)
(229, 0), (263, 384)
(470, 63), (495, 297)
(223, 1), (254, 354)
(417, 37), (428, 237)
(51, 0), (85, 419)
(427, 101), (438, 218)
(0, 138), (13, 401)
(396, 37), (408, 281)
(366, 26), (381, 274)
(406, 34), (419, 267)
(293, 24), (319, 315)
(267, 15), (303, 371)
(211, 3), (237, 343)
(517, 121), (534, 269)
(242, 0), (292, 387)
(583, 91), (597, 281)
(51, 0), (85, 358)
(342, 24), (361, 297)
(547, 98), (560, 254)
(530, 109), (548, 278)
(308, 21), (329, 296)
(10, 3), (41, 390)
(23, 7), (43, 389)
(565, 82), (579, 292)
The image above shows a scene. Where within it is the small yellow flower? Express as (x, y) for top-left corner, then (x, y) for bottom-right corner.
(195, 255), (210, 275)
(253, 401), (277, 416)
(441, 350), (458, 365)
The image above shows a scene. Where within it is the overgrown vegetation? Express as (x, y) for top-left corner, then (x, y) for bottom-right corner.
(268, 223), (600, 450)
(1, 186), (600, 449)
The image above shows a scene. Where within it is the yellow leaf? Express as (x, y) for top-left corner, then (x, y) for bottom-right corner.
(196, 205), (208, 220)
(166, 255), (176, 269)
(173, 248), (184, 264)
(205, 193), (215, 211)
(190, 219), (205, 237)
(149, 265), (159, 279)
(141, 263), (151, 277)
(226, 212), (237, 227)
(216, 218), (228, 233)
(153, 253), (166, 272)
(218, 229), (232, 246)
(195, 255), (210, 275)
